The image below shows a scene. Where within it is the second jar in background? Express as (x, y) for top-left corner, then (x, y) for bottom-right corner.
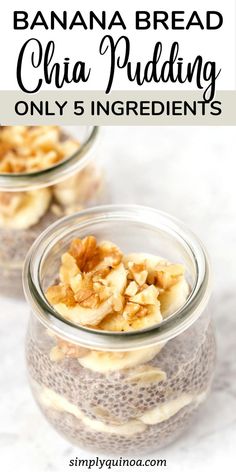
(0, 126), (102, 297)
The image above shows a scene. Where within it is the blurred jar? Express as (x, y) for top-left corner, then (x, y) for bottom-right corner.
(0, 126), (102, 297)
(23, 206), (216, 455)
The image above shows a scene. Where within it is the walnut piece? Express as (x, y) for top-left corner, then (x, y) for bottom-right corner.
(150, 264), (184, 290)
(68, 237), (123, 274)
(46, 236), (186, 332)
(123, 302), (148, 322)
(128, 262), (148, 286)
(50, 339), (88, 362)
(0, 126), (80, 173)
(46, 284), (76, 307)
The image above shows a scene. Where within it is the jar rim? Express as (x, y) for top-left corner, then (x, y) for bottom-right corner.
(0, 126), (99, 191)
(23, 205), (212, 351)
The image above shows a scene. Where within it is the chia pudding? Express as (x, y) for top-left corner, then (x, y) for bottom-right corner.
(0, 126), (101, 297)
(24, 232), (216, 455)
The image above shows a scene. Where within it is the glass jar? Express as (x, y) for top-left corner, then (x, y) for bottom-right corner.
(0, 126), (102, 297)
(23, 205), (216, 456)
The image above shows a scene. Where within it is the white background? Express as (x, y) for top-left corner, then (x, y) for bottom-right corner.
(1, 126), (236, 472)
(0, 1), (236, 470)
(0, 0), (235, 92)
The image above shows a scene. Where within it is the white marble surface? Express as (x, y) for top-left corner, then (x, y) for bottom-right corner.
(1, 127), (236, 472)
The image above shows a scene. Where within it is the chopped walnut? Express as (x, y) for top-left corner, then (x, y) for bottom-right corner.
(77, 292), (100, 309)
(46, 236), (186, 332)
(125, 281), (139, 297)
(0, 128), (103, 229)
(60, 252), (81, 284)
(46, 284), (76, 307)
(129, 285), (159, 306)
(123, 302), (148, 322)
(50, 339), (88, 361)
(128, 262), (148, 286)
(112, 294), (124, 312)
(149, 264), (184, 290)
(68, 237), (123, 273)
(0, 126), (80, 173)
(69, 236), (97, 272)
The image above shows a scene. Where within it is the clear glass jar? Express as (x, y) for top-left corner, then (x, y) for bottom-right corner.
(0, 126), (102, 297)
(23, 205), (216, 456)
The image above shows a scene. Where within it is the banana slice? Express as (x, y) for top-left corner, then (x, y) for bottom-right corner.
(98, 284), (162, 332)
(54, 297), (114, 327)
(159, 278), (190, 318)
(139, 390), (207, 425)
(52, 263), (127, 327)
(60, 253), (81, 285)
(105, 262), (127, 295)
(0, 192), (23, 216)
(97, 301), (162, 332)
(78, 344), (165, 373)
(126, 365), (166, 384)
(97, 312), (131, 331)
(82, 414), (146, 436)
(139, 394), (194, 425)
(40, 386), (146, 436)
(0, 188), (52, 229)
(53, 164), (102, 207)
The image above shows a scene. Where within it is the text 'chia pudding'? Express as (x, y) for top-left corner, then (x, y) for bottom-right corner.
(26, 236), (216, 455)
(0, 126), (102, 296)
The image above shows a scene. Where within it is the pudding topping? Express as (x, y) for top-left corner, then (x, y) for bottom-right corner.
(46, 236), (188, 331)
(0, 127), (102, 229)
(0, 126), (79, 173)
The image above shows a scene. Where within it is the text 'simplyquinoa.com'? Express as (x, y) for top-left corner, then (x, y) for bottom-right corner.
(69, 457), (167, 469)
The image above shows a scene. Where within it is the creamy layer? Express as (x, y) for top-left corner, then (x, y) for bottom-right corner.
(38, 385), (206, 436)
